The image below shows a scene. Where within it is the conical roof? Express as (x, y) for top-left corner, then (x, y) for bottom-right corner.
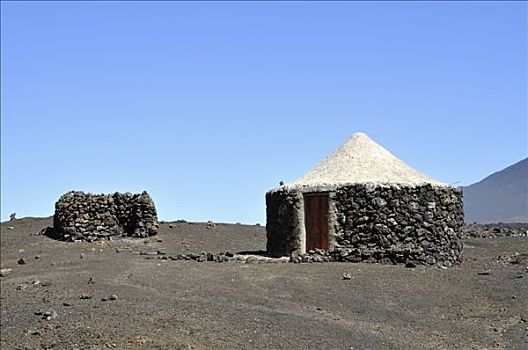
(285, 132), (447, 188)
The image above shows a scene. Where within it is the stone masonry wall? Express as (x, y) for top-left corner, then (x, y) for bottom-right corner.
(266, 189), (303, 257)
(332, 184), (464, 266)
(53, 191), (159, 241)
(266, 184), (464, 266)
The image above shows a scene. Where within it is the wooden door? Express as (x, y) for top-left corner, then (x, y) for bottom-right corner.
(304, 193), (329, 251)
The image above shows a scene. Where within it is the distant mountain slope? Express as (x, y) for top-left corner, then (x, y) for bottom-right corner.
(464, 158), (528, 223)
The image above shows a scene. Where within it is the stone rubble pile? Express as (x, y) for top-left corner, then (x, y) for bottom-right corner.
(141, 250), (289, 264)
(53, 191), (159, 241)
(463, 223), (528, 238)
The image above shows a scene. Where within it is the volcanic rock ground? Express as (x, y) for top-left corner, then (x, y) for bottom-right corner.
(1, 218), (527, 350)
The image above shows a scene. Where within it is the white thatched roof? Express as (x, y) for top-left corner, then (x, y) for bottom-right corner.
(284, 132), (448, 188)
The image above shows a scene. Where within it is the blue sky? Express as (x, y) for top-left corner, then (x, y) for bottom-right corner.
(1, 1), (526, 223)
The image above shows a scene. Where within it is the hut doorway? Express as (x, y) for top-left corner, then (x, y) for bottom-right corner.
(304, 193), (329, 251)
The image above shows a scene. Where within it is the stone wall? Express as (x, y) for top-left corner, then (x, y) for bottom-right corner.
(266, 184), (465, 266)
(265, 189), (303, 257)
(53, 191), (159, 241)
(332, 184), (464, 266)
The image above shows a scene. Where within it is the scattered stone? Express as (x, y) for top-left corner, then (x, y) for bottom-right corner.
(63, 302), (71, 306)
(41, 281), (51, 287)
(140, 251), (158, 256)
(206, 221), (216, 229)
(442, 260), (453, 268)
(109, 294), (118, 301)
(477, 271), (490, 276)
(7, 226), (14, 230)
(34, 255), (40, 259)
(80, 253), (84, 259)
(465, 223), (528, 238)
(80, 294), (92, 300)
(88, 277), (95, 284)
(0, 268), (13, 277)
(42, 309), (58, 320)
(18, 258), (27, 265)
(498, 252), (528, 265)
(512, 272), (524, 279)
(343, 273), (352, 280)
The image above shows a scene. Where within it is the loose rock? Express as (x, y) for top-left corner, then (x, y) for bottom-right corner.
(0, 268), (13, 277)
(42, 309), (58, 320)
(206, 221), (216, 229)
(512, 272), (524, 279)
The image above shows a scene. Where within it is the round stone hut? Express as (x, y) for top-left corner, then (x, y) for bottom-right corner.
(266, 132), (464, 266)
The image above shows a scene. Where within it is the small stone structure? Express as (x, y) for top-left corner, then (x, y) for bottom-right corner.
(53, 191), (159, 241)
(266, 133), (465, 266)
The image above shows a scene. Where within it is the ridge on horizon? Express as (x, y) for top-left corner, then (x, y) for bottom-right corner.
(464, 158), (528, 224)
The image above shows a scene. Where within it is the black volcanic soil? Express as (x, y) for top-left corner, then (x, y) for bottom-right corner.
(1, 218), (527, 350)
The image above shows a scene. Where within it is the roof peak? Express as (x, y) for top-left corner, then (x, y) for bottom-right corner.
(284, 132), (447, 188)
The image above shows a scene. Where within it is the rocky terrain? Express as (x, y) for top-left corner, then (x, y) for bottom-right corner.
(1, 217), (527, 349)
(463, 223), (528, 238)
